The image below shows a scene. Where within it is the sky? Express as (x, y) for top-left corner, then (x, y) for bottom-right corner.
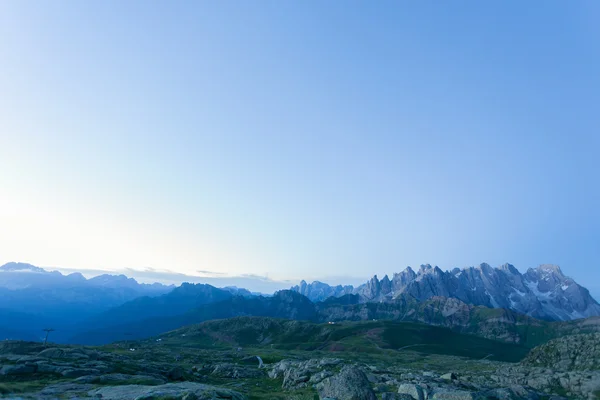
(0, 1), (598, 294)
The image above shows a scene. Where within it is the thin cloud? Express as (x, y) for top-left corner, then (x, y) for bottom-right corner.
(196, 270), (228, 277)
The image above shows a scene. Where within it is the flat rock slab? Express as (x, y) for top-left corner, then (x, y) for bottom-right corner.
(89, 382), (247, 400)
(41, 382), (95, 396)
(38, 347), (97, 360)
(75, 373), (166, 385)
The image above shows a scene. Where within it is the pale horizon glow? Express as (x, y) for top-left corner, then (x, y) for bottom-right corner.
(1, 2), (599, 294)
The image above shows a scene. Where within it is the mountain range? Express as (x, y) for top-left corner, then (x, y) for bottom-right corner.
(70, 288), (600, 347)
(2, 261), (600, 346)
(292, 263), (600, 321)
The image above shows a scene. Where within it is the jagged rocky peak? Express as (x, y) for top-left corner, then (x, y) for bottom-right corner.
(392, 266), (416, 280)
(539, 263), (564, 274)
(291, 279), (353, 302)
(498, 263), (519, 275)
(525, 264), (571, 292)
(291, 262), (600, 321)
(526, 264), (565, 281)
(367, 275), (380, 287)
(419, 264), (433, 274)
(361, 275), (382, 300)
(391, 267), (416, 293)
(380, 274), (391, 294)
(273, 289), (307, 302)
(477, 263), (494, 274)
(415, 264), (444, 282)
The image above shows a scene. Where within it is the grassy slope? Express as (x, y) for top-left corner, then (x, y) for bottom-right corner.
(156, 317), (530, 363)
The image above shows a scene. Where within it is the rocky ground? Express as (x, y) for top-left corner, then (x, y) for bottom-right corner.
(522, 333), (600, 371)
(1, 324), (599, 399)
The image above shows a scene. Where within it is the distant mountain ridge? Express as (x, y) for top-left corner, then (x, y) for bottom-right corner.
(81, 282), (235, 331)
(0, 262), (176, 342)
(69, 290), (316, 344)
(292, 263), (600, 321)
(0, 262), (173, 292)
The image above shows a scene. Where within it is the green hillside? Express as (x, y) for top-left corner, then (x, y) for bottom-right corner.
(155, 316), (530, 362)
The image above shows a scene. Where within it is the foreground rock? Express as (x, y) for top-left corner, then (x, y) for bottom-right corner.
(39, 383), (94, 397)
(398, 383), (425, 400)
(268, 358), (343, 389)
(1, 336), (599, 400)
(89, 382), (246, 400)
(490, 365), (600, 399)
(316, 365), (376, 400)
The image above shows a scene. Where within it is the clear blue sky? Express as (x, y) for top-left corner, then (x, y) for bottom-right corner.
(0, 1), (598, 292)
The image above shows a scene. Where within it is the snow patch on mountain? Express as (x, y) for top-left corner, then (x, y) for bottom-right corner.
(292, 263), (600, 321)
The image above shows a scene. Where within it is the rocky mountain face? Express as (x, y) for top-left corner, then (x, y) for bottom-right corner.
(291, 280), (354, 302)
(317, 295), (531, 344)
(316, 295), (600, 347)
(293, 263), (600, 321)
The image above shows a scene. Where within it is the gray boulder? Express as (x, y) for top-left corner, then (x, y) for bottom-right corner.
(309, 370), (334, 384)
(282, 367), (310, 389)
(316, 365), (376, 400)
(267, 358), (337, 389)
(397, 383), (425, 400)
